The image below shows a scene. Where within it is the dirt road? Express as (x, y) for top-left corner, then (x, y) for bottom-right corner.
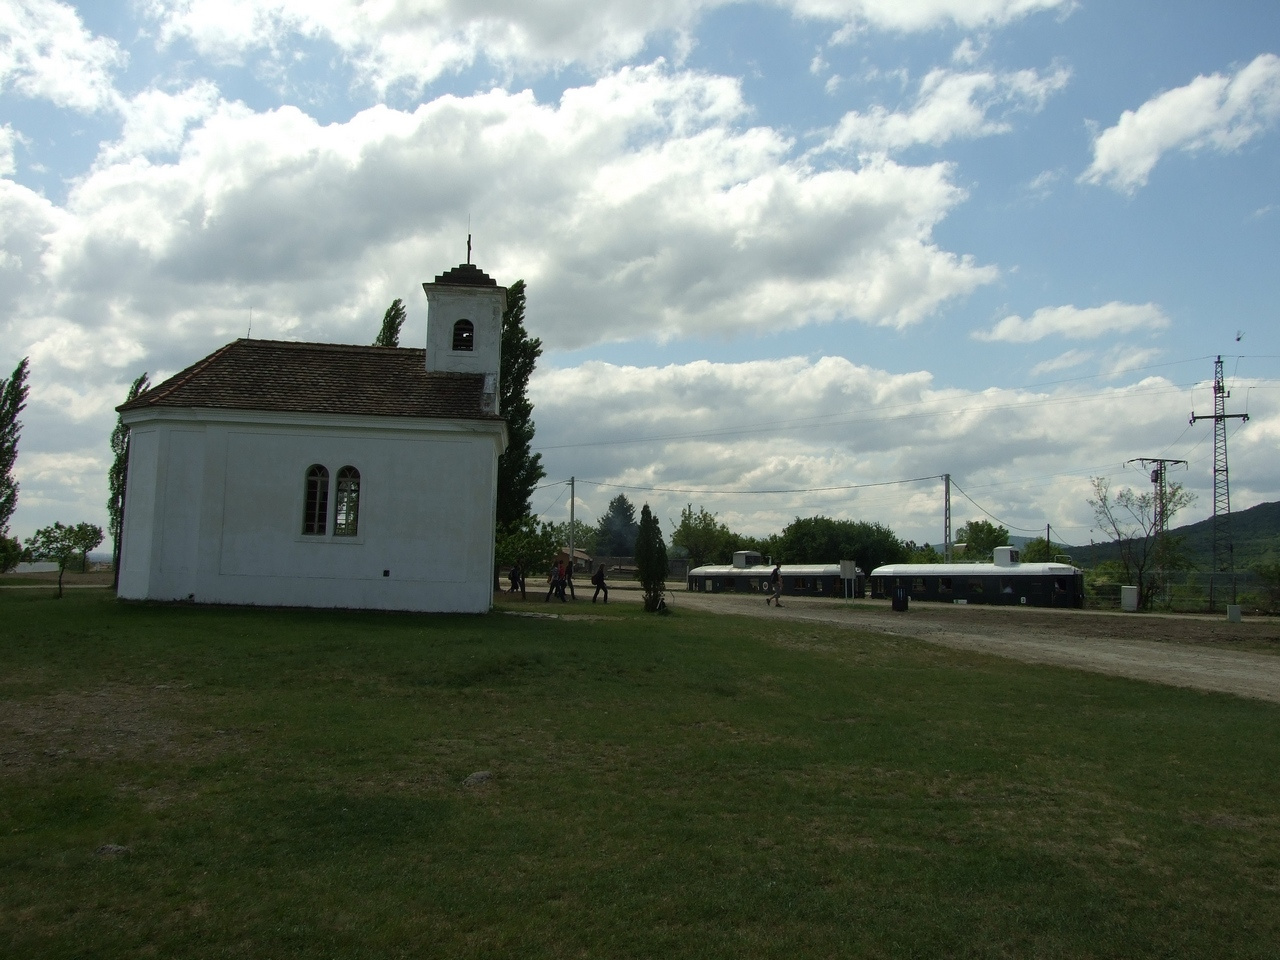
(675, 591), (1280, 704)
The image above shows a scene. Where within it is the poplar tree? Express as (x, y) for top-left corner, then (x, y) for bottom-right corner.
(0, 357), (30, 561)
(496, 280), (545, 531)
(373, 298), (406, 347)
(108, 372), (150, 588)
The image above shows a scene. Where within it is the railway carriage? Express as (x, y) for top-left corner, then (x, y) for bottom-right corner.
(688, 551), (865, 599)
(870, 546), (1084, 608)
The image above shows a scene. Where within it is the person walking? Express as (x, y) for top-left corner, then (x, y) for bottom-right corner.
(766, 564), (783, 607)
(564, 559), (576, 600)
(545, 560), (567, 603)
(508, 562), (521, 593)
(591, 563), (609, 603)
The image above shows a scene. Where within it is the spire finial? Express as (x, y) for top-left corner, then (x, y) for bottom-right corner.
(466, 233), (472, 265)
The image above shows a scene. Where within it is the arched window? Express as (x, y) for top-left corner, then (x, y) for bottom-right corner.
(452, 319), (474, 351)
(334, 466), (361, 537)
(303, 465), (329, 535)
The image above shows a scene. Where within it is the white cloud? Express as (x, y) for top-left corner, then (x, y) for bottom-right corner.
(1029, 348), (1091, 377)
(825, 64), (1069, 152)
(0, 123), (15, 176)
(1081, 53), (1280, 193)
(526, 354), (1233, 545)
(0, 0), (125, 112)
(147, 0), (723, 92)
(973, 302), (1170, 344)
(143, 0), (1073, 93)
(1, 62), (994, 391)
(823, 0), (1071, 41)
(101, 81), (223, 163)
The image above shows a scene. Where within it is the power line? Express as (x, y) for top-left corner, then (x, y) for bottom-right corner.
(576, 474), (944, 497)
(532, 380), (1209, 452)
(949, 480), (1045, 534)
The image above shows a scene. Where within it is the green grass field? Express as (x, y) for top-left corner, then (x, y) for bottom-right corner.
(2, 589), (1279, 958)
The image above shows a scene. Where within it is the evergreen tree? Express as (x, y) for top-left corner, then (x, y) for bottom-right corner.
(373, 298), (406, 347)
(595, 493), (639, 557)
(635, 503), (668, 613)
(108, 372), (150, 588)
(496, 280), (545, 531)
(0, 356), (30, 540)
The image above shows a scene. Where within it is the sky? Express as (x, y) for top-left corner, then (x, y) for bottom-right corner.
(2, 0), (1278, 554)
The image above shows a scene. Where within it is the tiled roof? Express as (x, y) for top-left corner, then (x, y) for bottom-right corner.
(433, 262), (498, 286)
(118, 339), (500, 421)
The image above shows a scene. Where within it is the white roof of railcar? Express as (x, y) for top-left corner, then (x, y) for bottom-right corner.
(871, 562), (1081, 577)
(689, 563), (853, 577)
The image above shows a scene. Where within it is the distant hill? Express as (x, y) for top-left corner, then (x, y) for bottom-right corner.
(1067, 499), (1280, 571)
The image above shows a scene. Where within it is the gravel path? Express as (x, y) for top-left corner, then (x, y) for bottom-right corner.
(674, 591), (1280, 704)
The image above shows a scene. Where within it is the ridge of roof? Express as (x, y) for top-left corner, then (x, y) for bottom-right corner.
(118, 337), (501, 422)
(141, 339), (239, 407)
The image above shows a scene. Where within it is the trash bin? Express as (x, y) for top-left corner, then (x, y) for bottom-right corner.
(892, 586), (909, 612)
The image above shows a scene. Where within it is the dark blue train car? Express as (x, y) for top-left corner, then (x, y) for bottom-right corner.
(870, 546), (1084, 608)
(688, 551), (865, 599)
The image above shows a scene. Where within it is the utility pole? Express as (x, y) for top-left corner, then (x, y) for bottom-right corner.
(568, 476), (575, 575)
(1190, 355), (1248, 609)
(1126, 457), (1187, 607)
(943, 473), (952, 563)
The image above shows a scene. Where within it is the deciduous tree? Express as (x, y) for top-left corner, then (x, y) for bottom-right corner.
(108, 373), (150, 589)
(496, 280), (546, 533)
(775, 516), (906, 573)
(1089, 476), (1194, 610)
(70, 522), (104, 573)
(372, 298), (406, 347)
(954, 519), (1009, 561)
(26, 521), (101, 598)
(1019, 536), (1065, 563)
(494, 515), (559, 601)
(545, 519), (597, 558)
(670, 503), (734, 569)
(1, 356), (30, 540)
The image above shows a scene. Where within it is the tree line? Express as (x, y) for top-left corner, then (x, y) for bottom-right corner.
(4, 282), (1266, 615)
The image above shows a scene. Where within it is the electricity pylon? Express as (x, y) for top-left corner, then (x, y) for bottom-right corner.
(1189, 355), (1249, 609)
(1126, 457), (1187, 606)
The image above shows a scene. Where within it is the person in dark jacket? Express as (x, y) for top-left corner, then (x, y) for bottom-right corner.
(766, 565), (783, 607)
(591, 563), (609, 603)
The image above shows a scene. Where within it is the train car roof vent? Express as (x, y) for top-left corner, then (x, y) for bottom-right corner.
(993, 545), (1020, 567)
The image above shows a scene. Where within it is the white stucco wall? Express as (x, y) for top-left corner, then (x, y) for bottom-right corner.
(117, 409), (506, 613)
(422, 284), (505, 381)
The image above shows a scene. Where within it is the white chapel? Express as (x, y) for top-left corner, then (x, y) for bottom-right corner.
(115, 261), (509, 613)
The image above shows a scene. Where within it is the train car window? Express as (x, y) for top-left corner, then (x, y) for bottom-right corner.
(939, 577), (952, 594)
(970, 579), (984, 595)
(1000, 578), (1014, 595)
(912, 577), (925, 592)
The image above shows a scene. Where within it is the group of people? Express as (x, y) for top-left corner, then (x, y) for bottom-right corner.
(506, 559), (608, 603)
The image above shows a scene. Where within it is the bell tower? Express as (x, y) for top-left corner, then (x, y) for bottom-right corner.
(422, 256), (506, 414)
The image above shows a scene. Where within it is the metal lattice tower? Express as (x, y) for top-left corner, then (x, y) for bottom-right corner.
(1189, 355), (1249, 607)
(1126, 458), (1188, 539)
(1126, 458), (1187, 603)
(943, 473), (952, 563)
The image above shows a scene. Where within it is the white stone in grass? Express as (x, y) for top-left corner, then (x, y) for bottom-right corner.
(462, 771), (492, 787)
